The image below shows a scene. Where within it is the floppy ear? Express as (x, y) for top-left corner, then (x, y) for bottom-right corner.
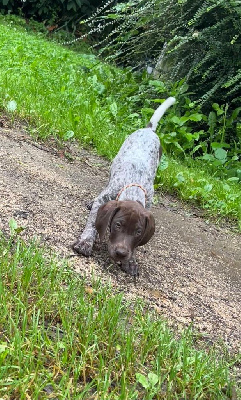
(95, 201), (119, 241)
(138, 211), (155, 246)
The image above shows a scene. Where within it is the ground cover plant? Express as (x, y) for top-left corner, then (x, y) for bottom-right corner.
(0, 233), (238, 399)
(0, 15), (240, 229)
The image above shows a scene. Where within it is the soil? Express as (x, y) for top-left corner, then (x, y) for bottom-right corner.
(0, 118), (241, 355)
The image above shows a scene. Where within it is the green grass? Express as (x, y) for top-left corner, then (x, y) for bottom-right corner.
(0, 17), (144, 157)
(156, 157), (241, 228)
(0, 15), (240, 228)
(0, 235), (238, 399)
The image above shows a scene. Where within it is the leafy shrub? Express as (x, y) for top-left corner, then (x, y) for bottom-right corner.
(80, 0), (241, 110)
(0, 0), (102, 28)
(156, 156), (241, 225)
(143, 78), (241, 181)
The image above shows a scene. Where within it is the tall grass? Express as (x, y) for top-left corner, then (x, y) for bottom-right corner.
(0, 21), (142, 158)
(0, 235), (237, 399)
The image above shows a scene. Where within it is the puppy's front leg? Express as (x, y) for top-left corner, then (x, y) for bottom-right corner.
(73, 189), (110, 256)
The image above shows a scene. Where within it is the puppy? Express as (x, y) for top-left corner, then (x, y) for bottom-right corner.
(73, 97), (176, 275)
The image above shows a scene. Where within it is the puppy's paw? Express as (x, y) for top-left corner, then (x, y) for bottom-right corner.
(121, 260), (139, 277)
(72, 238), (94, 257)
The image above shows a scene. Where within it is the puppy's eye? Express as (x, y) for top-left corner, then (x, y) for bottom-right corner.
(115, 221), (122, 230)
(135, 228), (142, 237)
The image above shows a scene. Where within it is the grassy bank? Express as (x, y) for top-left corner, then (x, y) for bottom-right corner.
(0, 19), (142, 158)
(156, 157), (241, 226)
(0, 16), (240, 228)
(0, 235), (238, 399)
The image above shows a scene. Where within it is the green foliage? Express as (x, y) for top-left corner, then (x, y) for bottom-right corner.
(82, 0), (241, 109)
(0, 21), (145, 159)
(142, 77), (241, 224)
(0, 0), (101, 28)
(156, 156), (241, 227)
(145, 79), (241, 181)
(0, 236), (238, 398)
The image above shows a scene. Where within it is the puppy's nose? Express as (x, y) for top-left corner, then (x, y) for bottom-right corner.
(115, 247), (128, 258)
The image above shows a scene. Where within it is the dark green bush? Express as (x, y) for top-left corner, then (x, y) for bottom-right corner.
(0, 0), (102, 28)
(82, 0), (241, 109)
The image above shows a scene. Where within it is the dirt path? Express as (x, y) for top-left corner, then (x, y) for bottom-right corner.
(0, 121), (241, 353)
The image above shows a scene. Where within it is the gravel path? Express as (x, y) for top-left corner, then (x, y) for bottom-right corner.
(0, 121), (240, 354)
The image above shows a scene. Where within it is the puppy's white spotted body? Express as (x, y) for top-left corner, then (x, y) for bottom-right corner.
(73, 97), (176, 273)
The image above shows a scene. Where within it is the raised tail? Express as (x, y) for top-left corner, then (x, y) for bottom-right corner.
(147, 97), (176, 132)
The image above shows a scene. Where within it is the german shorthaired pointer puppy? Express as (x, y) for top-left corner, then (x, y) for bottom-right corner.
(73, 97), (176, 276)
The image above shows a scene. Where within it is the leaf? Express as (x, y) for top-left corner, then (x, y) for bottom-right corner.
(204, 184), (213, 192)
(211, 142), (230, 149)
(227, 177), (239, 182)
(0, 343), (8, 353)
(67, 1), (76, 11)
(214, 148), (227, 161)
(63, 131), (75, 141)
(127, 113), (140, 119)
(159, 154), (169, 171)
(231, 107), (241, 120)
(91, 75), (98, 84)
(75, 0), (83, 7)
(9, 218), (25, 235)
(148, 372), (158, 387)
(176, 172), (185, 183)
(208, 112), (217, 135)
(212, 103), (224, 116)
(9, 218), (18, 234)
(171, 116), (182, 125)
(185, 133), (195, 142)
(201, 153), (215, 161)
(173, 142), (185, 152)
(213, 159), (224, 167)
(136, 373), (149, 389)
(110, 102), (118, 117)
(191, 144), (203, 154)
(7, 100), (17, 112)
(223, 184), (231, 191)
(148, 80), (166, 92)
(179, 82), (189, 94)
(179, 116), (189, 125)
(58, 342), (66, 349)
(142, 107), (155, 117)
(188, 113), (203, 122)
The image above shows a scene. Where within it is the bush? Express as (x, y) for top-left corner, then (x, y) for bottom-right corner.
(0, 0), (102, 29)
(81, 0), (241, 109)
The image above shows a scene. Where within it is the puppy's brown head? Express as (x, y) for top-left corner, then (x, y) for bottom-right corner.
(95, 200), (155, 266)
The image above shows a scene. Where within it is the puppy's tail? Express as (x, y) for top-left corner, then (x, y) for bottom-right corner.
(147, 97), (176, 132)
